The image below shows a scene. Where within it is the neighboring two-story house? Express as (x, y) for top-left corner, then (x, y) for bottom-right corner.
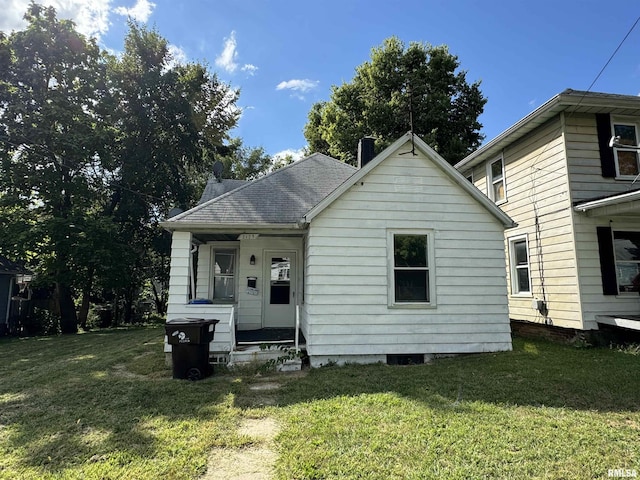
(455, 89), (640, 336)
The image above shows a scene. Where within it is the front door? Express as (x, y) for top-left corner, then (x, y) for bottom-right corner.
(263, 251), (296, 328)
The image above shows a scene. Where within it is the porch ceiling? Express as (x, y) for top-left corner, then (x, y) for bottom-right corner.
(192, 233), (239, 243)
(192, 232), (305, 243)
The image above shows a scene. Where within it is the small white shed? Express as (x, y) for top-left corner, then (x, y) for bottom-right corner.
(162, 132), (515, 366)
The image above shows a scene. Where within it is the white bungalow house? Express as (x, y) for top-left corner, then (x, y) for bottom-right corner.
(455, 89), (640, 337)
(161, 132), (516, 367)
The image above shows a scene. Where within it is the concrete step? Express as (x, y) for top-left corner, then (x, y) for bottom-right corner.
(229, 344), (303, 371)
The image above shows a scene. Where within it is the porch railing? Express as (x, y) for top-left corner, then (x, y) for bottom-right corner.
(228, 306), (236, 353)
(295, 305), (300, 353)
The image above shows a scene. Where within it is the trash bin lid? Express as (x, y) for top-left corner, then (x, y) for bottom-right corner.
(166, 317), (219, 326)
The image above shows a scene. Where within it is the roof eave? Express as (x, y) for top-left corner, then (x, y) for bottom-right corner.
(455, 93), (566, 171)
(456, 90), (640, 172)
(159, 221), (305, 231)
(574, 190), (640, 213)
(305, 132), (516, 229)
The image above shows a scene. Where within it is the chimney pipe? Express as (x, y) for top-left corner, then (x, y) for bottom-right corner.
(358, 137), (375, 168)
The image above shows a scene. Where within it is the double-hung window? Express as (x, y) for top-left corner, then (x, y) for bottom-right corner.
(487, 156), (506, 204)
(388, 230), (435, 306)
(212, 249), (236, 301)
(613, 231), (640, 293)
(509, 235), (531, 295)
(612, 119), (640, 178)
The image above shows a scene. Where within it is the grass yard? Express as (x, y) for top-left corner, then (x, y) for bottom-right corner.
(0, 326), (638, 479)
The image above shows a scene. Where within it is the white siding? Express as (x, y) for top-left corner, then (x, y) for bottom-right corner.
(167, 231), (192, 310)
(566, 113), (633, 202)
(566, 113), (640, 327)
(305, 140), (511, 363)
(467, 117), (584, 329)
(165, 231), (233, 353)
(195, 244), (211, 299)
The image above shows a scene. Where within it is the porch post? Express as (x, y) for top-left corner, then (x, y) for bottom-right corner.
(166, 231), (192, 318)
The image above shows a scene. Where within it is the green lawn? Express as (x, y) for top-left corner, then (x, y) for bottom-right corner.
(0, 326), (638, 479)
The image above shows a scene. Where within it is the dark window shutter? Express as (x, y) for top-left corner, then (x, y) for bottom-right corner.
(596, 226), (618, 295)
(596, 113), (616, 178)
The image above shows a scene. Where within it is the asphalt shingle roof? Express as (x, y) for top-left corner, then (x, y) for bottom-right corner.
(197, 178), (248, 205)
(169, 153), (357, 226)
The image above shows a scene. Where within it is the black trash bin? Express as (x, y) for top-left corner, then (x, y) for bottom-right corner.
(165, 318), (219, 380)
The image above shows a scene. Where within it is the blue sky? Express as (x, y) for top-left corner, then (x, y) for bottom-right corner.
(2, 0), (640, 160)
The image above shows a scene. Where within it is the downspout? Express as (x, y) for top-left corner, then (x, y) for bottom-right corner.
(190, 244), (198, 301)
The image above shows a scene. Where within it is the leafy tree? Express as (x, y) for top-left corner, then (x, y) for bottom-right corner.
(304, 36), (487, 165)
(0, 4), (109, 333)
(104, 23), (241, 322)
(0, 7), (242, 332)
(215, 138), (273, 180)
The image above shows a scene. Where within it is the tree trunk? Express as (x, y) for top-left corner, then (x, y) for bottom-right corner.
(151, 280), (167, 316)
(57, 282), (77, 334)
(78, 292), (91, 330)
(124, 287), (134, 323)
(78, 268), (94, 331)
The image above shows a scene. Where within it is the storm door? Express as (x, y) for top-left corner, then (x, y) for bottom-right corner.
(263, 251), (296, 328)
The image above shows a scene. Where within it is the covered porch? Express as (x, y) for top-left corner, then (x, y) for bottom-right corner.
(164, 229), (307, 365)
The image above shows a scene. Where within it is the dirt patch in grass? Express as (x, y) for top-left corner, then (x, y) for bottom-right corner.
(203, 417), (280, 480)
(111, 363), (148, 379)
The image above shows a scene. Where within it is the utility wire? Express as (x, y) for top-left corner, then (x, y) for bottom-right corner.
(521, 15), (640, 315)
(584, 15), (640, 95)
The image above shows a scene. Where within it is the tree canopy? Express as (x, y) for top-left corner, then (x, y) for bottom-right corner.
(304, 37), (487, 166)
(0, 4), (243, 333)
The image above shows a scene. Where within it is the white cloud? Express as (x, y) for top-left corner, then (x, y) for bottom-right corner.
(276, 79), (319, 93)
(0, 0), (111, 39)
(113, 0), (155, 22)
(273, 148), (306, 162)
(241, 63), (258, 76)
(167, 44), (187, 67)
(215, 30), (238, 73)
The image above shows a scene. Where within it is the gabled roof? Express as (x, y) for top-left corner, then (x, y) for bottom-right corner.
(456, 89), (640, 172)
(162, 153), (357, 229)
(197, 178), (248, 205)
(304, 132), (515, 228)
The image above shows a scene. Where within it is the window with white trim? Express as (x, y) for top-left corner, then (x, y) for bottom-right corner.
(487, 156), (506, 204)
(509, 235), (531, 295)
(388, 230), (435, 306)
(212, 249), (237, 301)
(613, 230), (640, 293)
(612, 119), (640, 178)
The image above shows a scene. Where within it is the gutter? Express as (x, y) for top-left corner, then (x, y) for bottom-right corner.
(159, 221), (305, 231)
(455, 89), (640, 172)
(455, 92), (564, 171)
(573, 190), (640, 212)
